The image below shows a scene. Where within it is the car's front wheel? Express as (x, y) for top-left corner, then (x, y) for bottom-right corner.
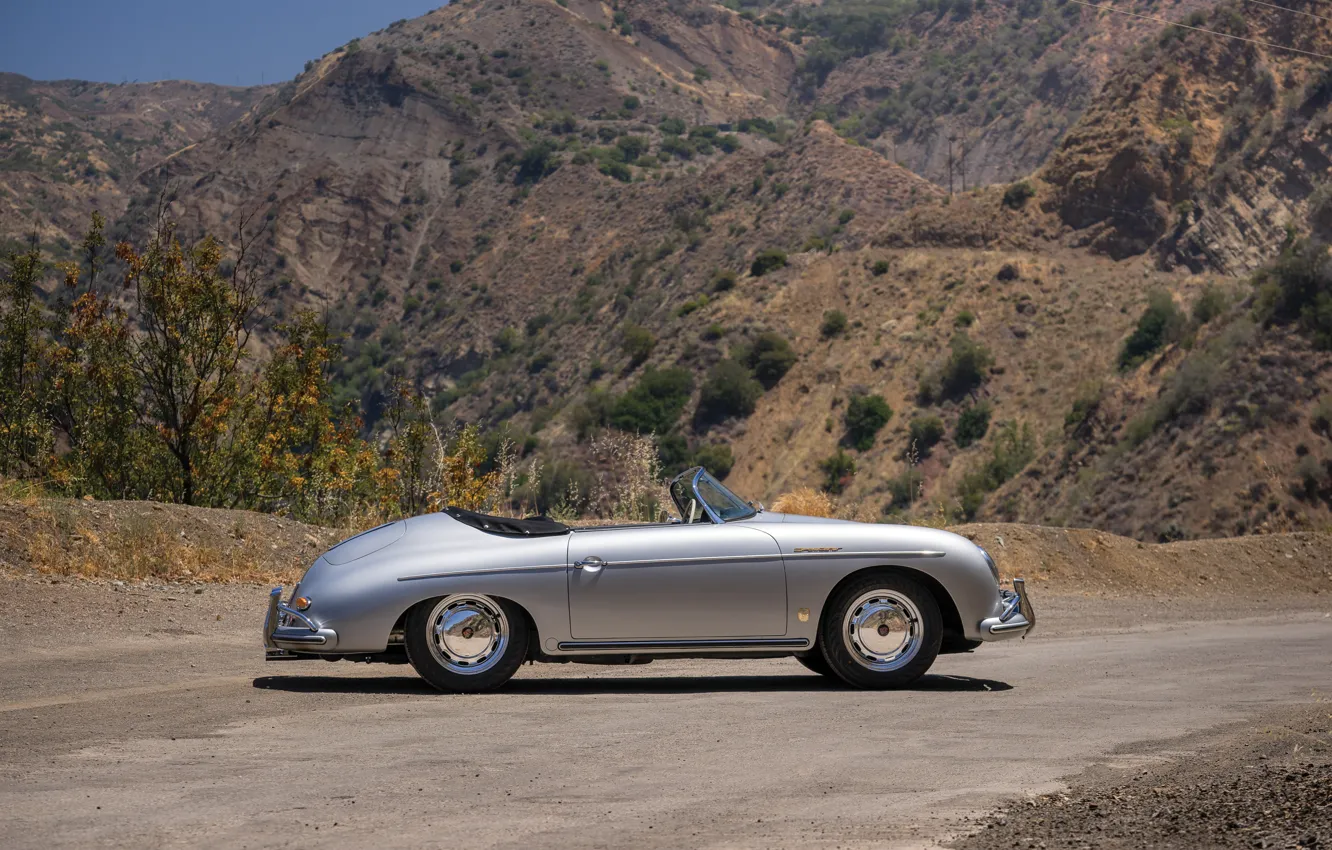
(405, 594), (529, 693)
(819, 572), (941, 689)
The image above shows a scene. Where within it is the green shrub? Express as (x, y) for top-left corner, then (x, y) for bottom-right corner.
(884, 469), (920, 513)
(1312, 394), (1332, 438)
(515, 141), (558, 184)
(659, 116), (687, 135)
(623, 95), (640, 111)
(932, 332), (993, 400)
(693, 443), (735, 478)
(1064, 383), (1102, 435)
(954, 402), (991, 448)
(743, 332), (797, 388)
(750, 249), (787, 277)
(820, 448), (856, 494)
(615, 135), (650, 160)
(1119, 289), (1185, 369)
(609, 368), (693, 435)
(908, 415), (945, 454)
(956, 421), (1035, 518)
(1191, 283), (1230, 325)
(712, 269), (738, 292)
(845, 394), (893, 451)
(695, 359), (763, 427)
(621, 324), (656, 366)
(570, 388), (613, 441)
(493, 326), (520, 354)
(1002, 180), (1036, 209)
(954, 309), (975, 328)
(1253, 238), (1332, 349)
(600, 160), (632, 182)
(820, 309), (848, 338)
(872, 260), (890, 276)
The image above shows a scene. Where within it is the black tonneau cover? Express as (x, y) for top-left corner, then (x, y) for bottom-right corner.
(445, 506), (570, 537)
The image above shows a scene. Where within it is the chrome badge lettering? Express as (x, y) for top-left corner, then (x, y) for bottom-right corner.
(793, 547), (842, 553)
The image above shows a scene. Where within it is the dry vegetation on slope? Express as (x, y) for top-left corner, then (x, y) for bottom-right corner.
(5, 0), (1332, 543)
(0, 73), (269, 255)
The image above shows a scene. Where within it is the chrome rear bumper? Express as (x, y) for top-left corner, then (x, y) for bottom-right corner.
(978, 577), (1036, 641)
(264, 587), (339, 660)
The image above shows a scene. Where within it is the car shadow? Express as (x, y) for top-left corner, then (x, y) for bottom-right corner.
(251, 672), (1012, 696)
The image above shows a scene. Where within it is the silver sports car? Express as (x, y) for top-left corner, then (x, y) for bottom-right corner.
(263, 466), (1034, 691)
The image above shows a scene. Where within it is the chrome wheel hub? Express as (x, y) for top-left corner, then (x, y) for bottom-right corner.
(427, 594), (509, 675)
(843, 590), (922, 671)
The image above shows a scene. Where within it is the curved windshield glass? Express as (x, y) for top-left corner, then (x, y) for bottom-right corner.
(669, 467), (757, 523)
(696, 471), (757, 521)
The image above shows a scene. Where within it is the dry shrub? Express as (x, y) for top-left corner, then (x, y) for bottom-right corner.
(771, 487), (836, 517)
(9, 500), (340, 584)
(772, 487), (880, 522)
(585, 432), (669, 522)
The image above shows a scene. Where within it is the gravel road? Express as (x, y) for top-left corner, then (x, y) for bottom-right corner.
(0, 575), (1329, 849)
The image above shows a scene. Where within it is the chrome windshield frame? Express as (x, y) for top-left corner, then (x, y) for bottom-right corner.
(669, 466), (757, 525)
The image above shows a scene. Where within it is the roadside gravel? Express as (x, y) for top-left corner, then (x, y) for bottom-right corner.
(950, 703), (1331, 850)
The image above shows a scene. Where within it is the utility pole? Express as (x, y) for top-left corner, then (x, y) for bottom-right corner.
(947, 134), (956, 197)
(959, 135), (967, 193)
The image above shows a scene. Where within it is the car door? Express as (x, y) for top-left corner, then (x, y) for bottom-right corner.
(567, 523), (787, 640)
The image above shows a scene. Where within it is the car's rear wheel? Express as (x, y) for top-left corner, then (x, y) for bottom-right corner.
(405, 594), (529, 693)
(819, 572), (941, 689)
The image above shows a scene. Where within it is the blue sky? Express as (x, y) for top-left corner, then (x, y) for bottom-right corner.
(0, 0), (442, 87)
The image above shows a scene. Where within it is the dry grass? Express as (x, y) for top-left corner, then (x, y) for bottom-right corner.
(2, 499), (341, 584)
(771, 487), (880, 522)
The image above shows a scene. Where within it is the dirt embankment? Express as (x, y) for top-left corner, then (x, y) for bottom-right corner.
(955, 522), (1332, 596)
(0, 498), (342, 584)
(949, 702), (1332, 850)
(1, 498), (1330, 597)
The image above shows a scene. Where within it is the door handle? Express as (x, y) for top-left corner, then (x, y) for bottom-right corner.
(574, 556), (605, 573)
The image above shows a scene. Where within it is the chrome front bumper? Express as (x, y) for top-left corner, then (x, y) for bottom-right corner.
(264, 587), (339, 660)
(978, 577), (1036, 641)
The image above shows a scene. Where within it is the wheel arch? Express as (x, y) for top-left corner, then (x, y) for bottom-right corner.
(818, 564), (963, 642)
(392, 592), (541, 658)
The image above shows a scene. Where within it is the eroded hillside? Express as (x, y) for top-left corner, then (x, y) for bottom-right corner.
(3, 0), (1332, 542)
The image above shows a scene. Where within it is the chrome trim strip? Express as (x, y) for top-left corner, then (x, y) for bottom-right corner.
(399, 550), (944, 581)
(397, 564), (567, 582)
(988, 619), (1031, 634)
(272, 633), (328, 645)
(783, 550), (947, 560)
(556, 637), (809, 651)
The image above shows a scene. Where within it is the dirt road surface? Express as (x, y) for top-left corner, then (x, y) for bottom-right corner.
(1, 575), (1329, 849)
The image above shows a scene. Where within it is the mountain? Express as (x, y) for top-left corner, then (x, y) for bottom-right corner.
(3, 0), (1332, 542)
(0, 72), (270, 255)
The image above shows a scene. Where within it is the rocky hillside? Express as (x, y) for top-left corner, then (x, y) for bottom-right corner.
(3, 0), (1332, 542)
(0, 73), (270, 254)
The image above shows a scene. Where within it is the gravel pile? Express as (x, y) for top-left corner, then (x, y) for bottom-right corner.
(951, 704), (1331, 850)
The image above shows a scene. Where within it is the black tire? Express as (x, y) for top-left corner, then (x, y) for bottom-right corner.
(795, 652), (838, 679)
(405, 594), (530, 693)
(819, 571), (942, 689)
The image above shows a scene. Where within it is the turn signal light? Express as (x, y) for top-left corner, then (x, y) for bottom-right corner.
(292, 597), (312, 610)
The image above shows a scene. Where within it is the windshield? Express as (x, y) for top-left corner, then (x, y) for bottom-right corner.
(670, 467), (757, 523)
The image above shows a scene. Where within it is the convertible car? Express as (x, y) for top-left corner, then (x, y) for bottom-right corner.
(264, 466), (1034, 691)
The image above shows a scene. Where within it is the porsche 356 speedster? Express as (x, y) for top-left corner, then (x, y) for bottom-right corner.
(263, 466), (1034, 691)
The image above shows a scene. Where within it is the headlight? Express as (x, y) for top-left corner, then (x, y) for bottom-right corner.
(979, 547), (1000, 583)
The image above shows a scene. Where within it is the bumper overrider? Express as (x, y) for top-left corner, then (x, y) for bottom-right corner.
(979, 577), (1036, 641)
(263, 587), (339, 660)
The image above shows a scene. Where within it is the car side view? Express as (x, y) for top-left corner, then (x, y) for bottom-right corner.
(264, 466), (1034, 692)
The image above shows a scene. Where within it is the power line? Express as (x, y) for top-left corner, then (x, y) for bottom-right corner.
(1069, 0), (1332, 60)
(1243, 0), (1332, 24)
